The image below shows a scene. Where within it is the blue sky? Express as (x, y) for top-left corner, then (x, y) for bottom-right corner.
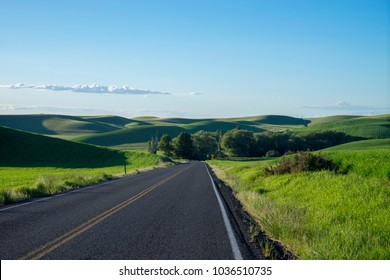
(0, 0), (389, 118)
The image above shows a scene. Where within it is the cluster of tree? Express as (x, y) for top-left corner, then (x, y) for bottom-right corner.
(149, 128), (362, 160)
(155, 131), (220, 160)
(221, 129), (362, 157)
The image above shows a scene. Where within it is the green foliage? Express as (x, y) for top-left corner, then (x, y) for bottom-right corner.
(158, 134), (174, 156)
(147, 131), (159, 154)
(173, 132), (194, 159)
(300, 131), (363, 150)
(265, 150), (280, 157)
(265, 152), (335, 175)
(192, 131), (218, 160)
(221, 128), (255, 157)
(220, 128), (361, 158)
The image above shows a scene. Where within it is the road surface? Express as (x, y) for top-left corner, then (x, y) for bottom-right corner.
(0, 162), (250, 259)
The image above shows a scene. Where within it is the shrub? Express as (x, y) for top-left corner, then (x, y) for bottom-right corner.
(265, 150), (280, 157)
(265, 152), (335, 175)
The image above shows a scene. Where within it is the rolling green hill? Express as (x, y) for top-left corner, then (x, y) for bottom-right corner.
(293, 114), (390, 139)
(0, 114), (124, 138)
(1, 113), (388, 150)
(0, 126), (126, 168)
(225, 114), (309, 125)
(75, 115), (306, 147)
(184, 120), (264, 133)
(323, 138), (390, 151)
(74, 125), (187, 146)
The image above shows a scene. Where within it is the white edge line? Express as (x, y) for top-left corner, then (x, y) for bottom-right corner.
(205, 164), (243, 260)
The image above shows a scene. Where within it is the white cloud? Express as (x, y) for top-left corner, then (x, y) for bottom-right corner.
(0, 103), (117, 115)
(0, 104), (38, 111)
(0, 83), (170, 95)
(188, 92), (202, 96)
(336, 101), (351, 107)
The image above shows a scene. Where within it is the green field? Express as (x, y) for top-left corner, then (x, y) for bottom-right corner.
(0, 126), (163, 205)
(293, 114), (390, 139)
(208, 139), (390, 259)
(74, 125), (188, 146)
(323, 138), (390, 151)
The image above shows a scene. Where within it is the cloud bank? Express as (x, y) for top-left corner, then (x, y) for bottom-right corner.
(0, 83), (170, 95)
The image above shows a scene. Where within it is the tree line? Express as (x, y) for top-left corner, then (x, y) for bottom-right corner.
(149, 128), (362, 160)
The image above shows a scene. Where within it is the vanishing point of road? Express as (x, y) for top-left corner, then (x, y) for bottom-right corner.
(0, 162), (251, 259)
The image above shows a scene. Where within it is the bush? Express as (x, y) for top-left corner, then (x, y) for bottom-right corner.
(265, 152), (335, 175)
(265, 150), (280, 157)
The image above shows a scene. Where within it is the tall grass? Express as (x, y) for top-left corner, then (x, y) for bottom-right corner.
(0, 150), (163, 206)
(209, 145), (390, 259)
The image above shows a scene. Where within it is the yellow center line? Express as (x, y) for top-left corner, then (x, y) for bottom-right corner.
(19, 165), (192, 260)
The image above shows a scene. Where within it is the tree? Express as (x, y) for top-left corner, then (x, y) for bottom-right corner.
(192, 131), (218, 160)
(221, 128), (255, 157)
(147, 131), (159, 154)
(173, 132), (194, 159)
(158, 134), (174, 156)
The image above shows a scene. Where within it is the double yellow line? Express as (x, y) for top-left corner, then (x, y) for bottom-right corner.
(19, 165), (192, 260)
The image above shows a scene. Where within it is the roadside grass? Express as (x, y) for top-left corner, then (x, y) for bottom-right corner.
(208, 141), (390, 259)
(0, 151), (163, 206)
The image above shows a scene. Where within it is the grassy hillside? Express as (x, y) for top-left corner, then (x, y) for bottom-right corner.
(323, 138), (390, 151)
(0, 126), (126, 168)
(75, 125), (187, 146)
(208, 140), (390, 259)
(226, 114), (309, 125)
(0, 126), (162, 205)
(0, 114), (123, 138)
(184, 120), (264, 133)
(76, 115), (307, 147)
(294, 114), (390, 139)
(82, 115), (135, 128)
(307, 115), (358, 126)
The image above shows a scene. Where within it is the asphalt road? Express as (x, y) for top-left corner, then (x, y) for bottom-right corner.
(0, 162), (250, 260)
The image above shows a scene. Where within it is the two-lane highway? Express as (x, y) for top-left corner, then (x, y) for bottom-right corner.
(0, 162), (248, 259)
